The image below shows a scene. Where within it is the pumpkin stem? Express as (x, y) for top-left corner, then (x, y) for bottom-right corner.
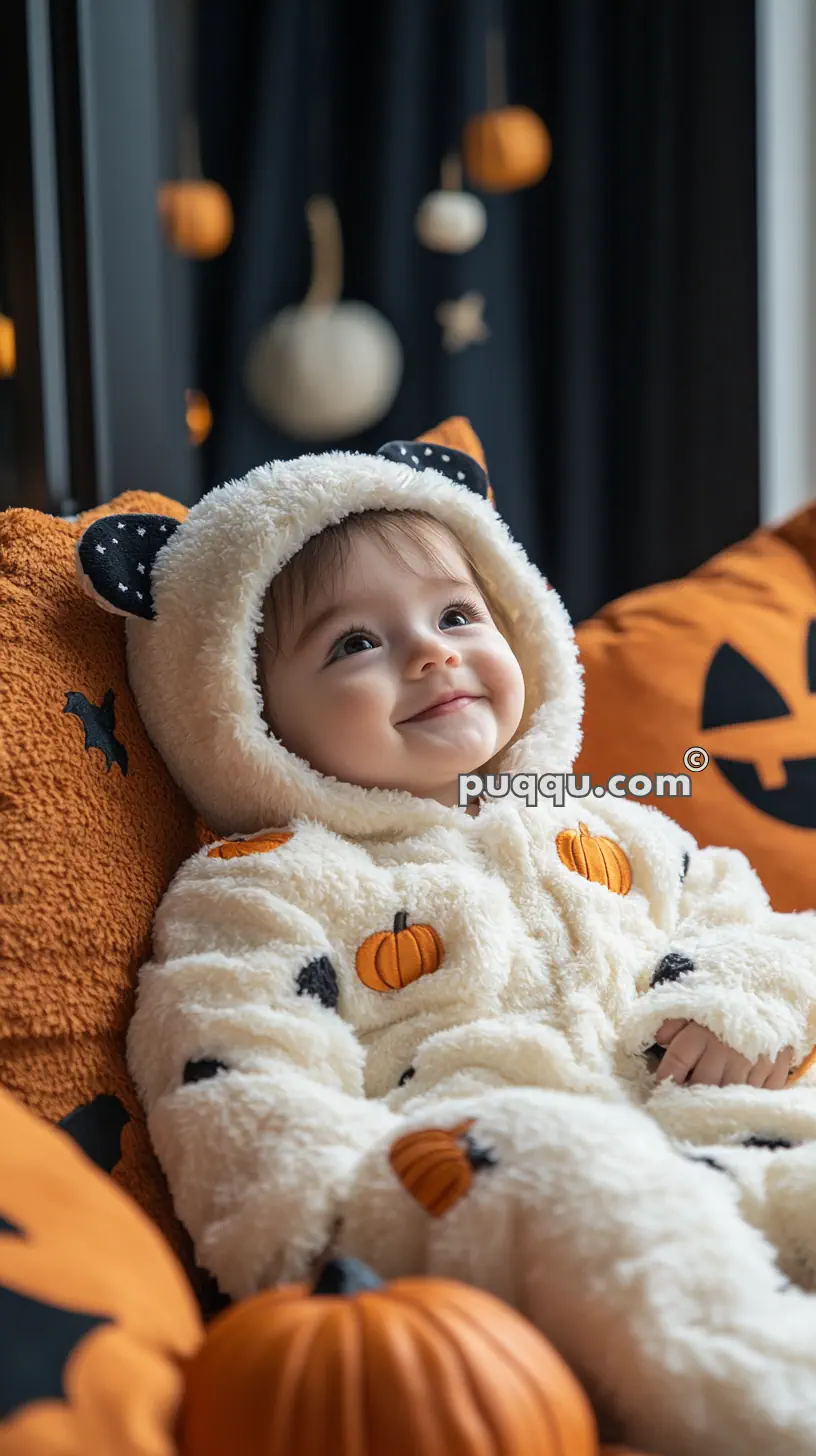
(440, 151), (463, 192)
(578, 822), (589, 836)
(312, 1258), (384, 1297)
(304, 194), (343, 307)
(393, 911), (409, 933)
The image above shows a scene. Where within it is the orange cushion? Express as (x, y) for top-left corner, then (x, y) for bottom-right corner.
(0, 491), (205, 1275)
(0, 1084), (202, 1453)
(575, 506), (816, 912)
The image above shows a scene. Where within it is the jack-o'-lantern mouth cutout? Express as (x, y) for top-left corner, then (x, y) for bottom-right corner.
(700, 620), (816, 827)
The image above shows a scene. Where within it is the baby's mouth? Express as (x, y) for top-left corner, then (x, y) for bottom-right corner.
(399, 693), (484, 724)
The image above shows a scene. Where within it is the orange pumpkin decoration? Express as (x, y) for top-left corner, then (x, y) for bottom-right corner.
(0, 313), (15, 378)
(185, 389), (213, 447)
(179, 1257), (598, 1456)
(389, 1118), (496, 1217)
(0, 1085), (203, 1454)
(157, 180), (233, 259)
(556, 822), (633, 895)
(207, 830), (293, 860)
(575, 506), (816, 914)
(355, 910), (445, 992)
(462, 105), (552, 193)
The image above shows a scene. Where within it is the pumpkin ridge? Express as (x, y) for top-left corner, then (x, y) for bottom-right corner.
(362, 1297), (454, 1448)
(265, 1310), (325, 1449)
(390, 1138), (454, 1182)
(392, 1147), (444, 1183)
(383, 1287), (549, 1450)
(428, 1169), (471, 1217)
(377, 942), (403, 992)
(395, 937), (421, 989)
(398, 1289), (591, 1453)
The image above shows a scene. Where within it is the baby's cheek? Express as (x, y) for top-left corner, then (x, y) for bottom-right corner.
(484, 641), (526, 734)
(313, 680), (395, 773)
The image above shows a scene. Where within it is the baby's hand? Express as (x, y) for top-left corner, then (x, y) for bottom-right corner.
(653, 1019), (793, 1088)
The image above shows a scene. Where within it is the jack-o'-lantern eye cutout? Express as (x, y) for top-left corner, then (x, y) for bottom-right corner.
(700, 620), (816, 828)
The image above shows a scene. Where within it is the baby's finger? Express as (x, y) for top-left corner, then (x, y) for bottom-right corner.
(655, 1024), (708, 1084)
(655, 1018), (688, 1047)
(688, 1044), (729, 1087)
(765, 1049), (794, 1091)
(720, 1052), (752, 1086)
(747, 1056), (773, 1088)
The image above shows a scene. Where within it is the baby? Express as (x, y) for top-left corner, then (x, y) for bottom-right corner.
(257, 504), (793, 1093)
(77, 437), (816, 1456)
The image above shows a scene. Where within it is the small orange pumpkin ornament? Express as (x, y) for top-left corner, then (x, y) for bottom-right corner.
(178, 1257), (599, 1456)
(185, 389), (213, 447)
(207, 830), (293, 860)
(157, 180), (233, 260)
(389, 1118), (496, 1217)
(556, 822), (633, 895)
(0, 313), (15, 378)
(0, 1086), (203, 1455)
(463, 105), (552, 193)
(355, 910), (445, 991)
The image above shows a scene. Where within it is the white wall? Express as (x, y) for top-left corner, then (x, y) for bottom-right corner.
(756, 0), (816, 524)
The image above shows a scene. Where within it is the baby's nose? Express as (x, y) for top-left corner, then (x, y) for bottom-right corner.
(408, 631), (461, 673)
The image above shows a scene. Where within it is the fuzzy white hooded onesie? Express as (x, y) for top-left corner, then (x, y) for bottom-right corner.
(77, 442), (816, 1456)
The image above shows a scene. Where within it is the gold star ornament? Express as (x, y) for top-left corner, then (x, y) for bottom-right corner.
(435, 291), (490, 353)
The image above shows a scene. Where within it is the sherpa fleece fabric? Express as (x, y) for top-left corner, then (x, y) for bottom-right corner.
(77, 443), (816, 1456)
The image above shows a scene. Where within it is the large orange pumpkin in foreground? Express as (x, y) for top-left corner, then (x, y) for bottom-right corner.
(0, 1086), (203, 1454)
(179, 1257), (598, 1456)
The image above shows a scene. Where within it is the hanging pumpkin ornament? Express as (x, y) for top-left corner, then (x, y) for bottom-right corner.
(157, 31), (233, 262)
(0, 313), (15, 378)
(178, 1257), (599, 1456)
(184, 388), (213, 446)
(244, 195), (403, 441)
(158, 175), (233, 260)
(415, 153), (487, 255)
(462, 8), (552, 194)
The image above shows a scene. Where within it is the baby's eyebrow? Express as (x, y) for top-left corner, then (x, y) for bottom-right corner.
(294, 577), (479, 653)
(294, 602), (344, 652)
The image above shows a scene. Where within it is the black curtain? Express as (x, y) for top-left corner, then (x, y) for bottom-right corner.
(195, 0), (759, 624)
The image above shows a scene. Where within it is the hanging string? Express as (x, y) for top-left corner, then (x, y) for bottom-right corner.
(180, 0), (202, 179)
(485, 0), (508, 111)
(309, 0), (334, 197)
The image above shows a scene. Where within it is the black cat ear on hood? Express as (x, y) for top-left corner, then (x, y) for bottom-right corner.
(376, 440), (491, 501)
(75, 514), (180, 621)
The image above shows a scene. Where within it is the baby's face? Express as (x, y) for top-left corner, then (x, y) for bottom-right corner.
(258, 526), (526, 806)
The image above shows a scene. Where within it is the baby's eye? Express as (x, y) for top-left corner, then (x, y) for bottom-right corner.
(331, 630), (377, 660)
(440, 598), (483, 629)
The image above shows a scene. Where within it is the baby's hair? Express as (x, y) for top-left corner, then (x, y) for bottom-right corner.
(260, 508), (512, 659)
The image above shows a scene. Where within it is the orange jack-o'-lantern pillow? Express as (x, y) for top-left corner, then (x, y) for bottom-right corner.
(575, 505), (816, 912)
(0, 1084), (203, 1453)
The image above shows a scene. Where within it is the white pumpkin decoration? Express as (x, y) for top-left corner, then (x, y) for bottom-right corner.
(414, 154), (486, 256)
(244, 195), (403, 441)
(415, 190), (487, 254)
